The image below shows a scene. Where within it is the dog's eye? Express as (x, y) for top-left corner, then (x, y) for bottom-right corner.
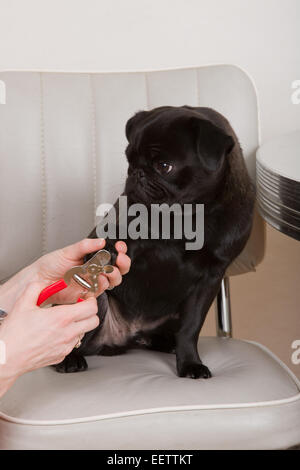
(153, 161), (173, 175)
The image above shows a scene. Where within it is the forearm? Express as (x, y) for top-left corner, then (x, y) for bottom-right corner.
(0, 369), (17, 399)
(0, 342), (19, 399)
(0, 263), (39, 313)
(0, 264), (40, 398)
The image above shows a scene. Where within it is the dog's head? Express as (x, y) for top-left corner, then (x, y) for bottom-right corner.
(124, 106), (234, 205)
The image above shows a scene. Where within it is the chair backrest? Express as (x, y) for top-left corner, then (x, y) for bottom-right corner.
(0, 65), (265, 281)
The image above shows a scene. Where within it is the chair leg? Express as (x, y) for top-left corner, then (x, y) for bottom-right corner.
(215, 277), (232, 338)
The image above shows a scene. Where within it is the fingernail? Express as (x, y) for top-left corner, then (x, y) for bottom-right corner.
(116, 241), (127, 252)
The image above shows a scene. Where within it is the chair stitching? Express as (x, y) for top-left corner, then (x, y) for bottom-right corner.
(40, 73), (47, 254)
(144, 72), (150, 110)
(89, 74), (97, 224)
(195, 68), (200, 106)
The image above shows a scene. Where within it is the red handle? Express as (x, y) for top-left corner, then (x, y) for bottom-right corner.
(37, 279), (84, 306)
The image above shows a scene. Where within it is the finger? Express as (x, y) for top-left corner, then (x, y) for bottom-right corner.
(77, 314), (100, 335)
(115, 252), (131, 275)
(67, 315), (100, 341)
(92, 274), (110, 298)
(53, 297), (98, 323)
(115, 241), (128, 254)
(103, 266), (122, 288)
(61, 238), (106, 261)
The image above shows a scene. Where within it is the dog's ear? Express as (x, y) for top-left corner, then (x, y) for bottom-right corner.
(190, 117), (235, 172)
(125, 111), (148, 143)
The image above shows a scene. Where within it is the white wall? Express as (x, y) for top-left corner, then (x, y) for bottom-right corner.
(0, 0), (299, 142)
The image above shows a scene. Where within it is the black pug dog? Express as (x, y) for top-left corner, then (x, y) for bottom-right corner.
(55, 105), (255, 379)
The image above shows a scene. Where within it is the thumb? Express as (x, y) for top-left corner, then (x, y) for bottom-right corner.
(61, 238), (106, 261)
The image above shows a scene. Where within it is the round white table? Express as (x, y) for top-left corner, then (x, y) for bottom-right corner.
(256, 130), (300, 241)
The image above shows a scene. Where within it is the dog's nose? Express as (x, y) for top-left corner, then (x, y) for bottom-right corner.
(132, 168), (145, 179)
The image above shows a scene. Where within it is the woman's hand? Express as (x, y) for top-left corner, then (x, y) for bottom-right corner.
(0, 238), (131, 313)
(0, 238), (131, 398)
(34, 238), (131, 304)
(0, 282), (100, 397)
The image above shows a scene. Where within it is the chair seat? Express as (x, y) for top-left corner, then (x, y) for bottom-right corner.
(0, 337), (299, 449)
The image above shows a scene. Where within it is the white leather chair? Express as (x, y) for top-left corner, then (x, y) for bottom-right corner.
(0, 65), (299, 449)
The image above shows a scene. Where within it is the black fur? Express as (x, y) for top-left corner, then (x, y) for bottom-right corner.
(55, 106), (255, 378)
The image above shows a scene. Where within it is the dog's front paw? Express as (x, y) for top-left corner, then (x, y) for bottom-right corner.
(177, 362), (212, 379)
(54, 351), (88, 373)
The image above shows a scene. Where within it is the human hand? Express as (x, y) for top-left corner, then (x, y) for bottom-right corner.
(0, 282), (99, 391)
(34, 238), (131, 304)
